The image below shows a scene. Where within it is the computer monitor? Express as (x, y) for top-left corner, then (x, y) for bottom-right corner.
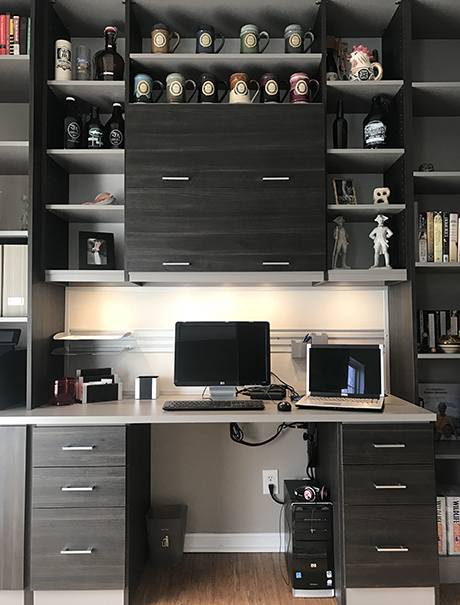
(174, 321), (271, 399)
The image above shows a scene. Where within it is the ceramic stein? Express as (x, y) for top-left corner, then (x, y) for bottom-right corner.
(229, 73), (260, 103)
(289, 72), (320, 103)
(166, 73), (197, 103)
(240, 24), (270, 54)
(196, 24), (225, 54)
(348, 45), (383, 81)
(134, 73), (164, 103)
(55, 39), (72, 80)
(260, 72), (289, 103)
(151, 23), (181, 54)
(197, 72), (228, 103)
(284, 24), (315, 54)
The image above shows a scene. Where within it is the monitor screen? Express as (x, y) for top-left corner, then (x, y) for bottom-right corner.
(174, 321), (271, 388)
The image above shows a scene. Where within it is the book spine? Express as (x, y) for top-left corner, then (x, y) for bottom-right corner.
(447, 496), (460, 555)
(440, 310), (447, 339)
(443, 211), (450, 262)
(426, 211), (434, 262)
(5, 13), (10, 54)
(0, 15), (7, 55)
(451, 310), (459, 337)
(433, 211), (443, 263)
(449, 213), (458, 262)
(19, 16), (27, 54)
(26, 17), (30, 55)
(418, 212), (427, 263)
(438, 496), (447, 555)
(9, 14), (13, 54)
(13, 16), (19, 55)
(428, 311), (436, 350)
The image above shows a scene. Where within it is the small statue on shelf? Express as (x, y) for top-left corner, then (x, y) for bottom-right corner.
(332, 215), (351, 269)
(373, 186), (390, 205)
(369, 214), (393, 269)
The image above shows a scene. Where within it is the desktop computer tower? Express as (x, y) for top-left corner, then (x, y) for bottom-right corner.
(284, 479), (334, 598)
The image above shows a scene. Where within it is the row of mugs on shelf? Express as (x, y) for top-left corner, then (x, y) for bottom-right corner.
(134, 71), (320, 104)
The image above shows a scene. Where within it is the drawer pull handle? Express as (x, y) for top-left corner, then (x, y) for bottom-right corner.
(262, 262), (290, 266)
(60, 548), (94, 555)
(262, 176), (290, 181)
(162, 262), (191, 266)
(373, 443), (406, 449)
(375, 546), (409, 553)
(61, 446), (95, 451)
(162, 176), (190, 181)
(374, 484), (407, 490)
(61, 486), (95, 492)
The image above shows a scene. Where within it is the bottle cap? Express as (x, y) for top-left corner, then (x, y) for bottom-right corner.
(104, 26), (118, 39)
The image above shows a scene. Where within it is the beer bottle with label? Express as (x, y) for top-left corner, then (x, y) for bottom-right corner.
(104, 102), (124, 149)
(86, 106), (104, 149)
(333, 100), (348, 149)
(363, 95), (388, 148)
(64, 96), (82, 149)
(94, 26), (124, 81)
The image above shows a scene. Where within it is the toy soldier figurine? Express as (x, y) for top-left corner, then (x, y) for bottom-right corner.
(369, 214), (393, 268)
(332, 215), (350, 269)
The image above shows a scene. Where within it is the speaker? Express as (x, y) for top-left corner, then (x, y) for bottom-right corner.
(135, 375), (159, 400)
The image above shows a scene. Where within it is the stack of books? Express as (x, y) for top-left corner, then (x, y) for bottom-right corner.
(437, 494), (460, 556)
(0, 13), (30, 55)
(418, 211), (460, 263)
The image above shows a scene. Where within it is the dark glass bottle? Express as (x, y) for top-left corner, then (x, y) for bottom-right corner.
(333, 100), (348, 149)
(94, 26), (124, 81)
(104, 102), (125, 149)
(63, 96), (82, 149)
(86, 106), (104, 149)
(363, 95), (388, 148)
(326, 48), (338, 81)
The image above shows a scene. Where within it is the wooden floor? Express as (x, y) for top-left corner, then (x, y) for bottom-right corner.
(133, 553), (460, 605)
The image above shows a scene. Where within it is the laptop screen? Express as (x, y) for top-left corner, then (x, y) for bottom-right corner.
(306, 344), (384, 398)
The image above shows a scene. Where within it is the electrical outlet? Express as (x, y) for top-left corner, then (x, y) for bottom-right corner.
(263, 469), (279, 495)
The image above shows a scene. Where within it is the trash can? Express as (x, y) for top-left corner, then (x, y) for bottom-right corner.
(146, 504), (188, 567)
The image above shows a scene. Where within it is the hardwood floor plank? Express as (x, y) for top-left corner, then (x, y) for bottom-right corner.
(440, 584), (460, 605)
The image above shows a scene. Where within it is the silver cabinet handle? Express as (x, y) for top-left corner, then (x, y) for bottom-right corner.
(60, 548), (94, 555)
(162, 176), (190, 181)
(373, 443), (406, 448)
(61, 446), (95, 451)
(375, 546), (409, 552)
(262, 176), (290, 181)
(162, 262), (191, 266)
(61, 486), (95, 492)
(262, 262), (290, 266)
(374, 484), (407, 490)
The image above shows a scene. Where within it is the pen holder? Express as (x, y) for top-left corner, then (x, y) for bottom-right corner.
(291, 341), (307, 358)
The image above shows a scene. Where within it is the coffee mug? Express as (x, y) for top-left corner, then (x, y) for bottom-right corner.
(134, 73), (165, 103)
(289, 72), (320, 103)
(284, 24), (315, 54)
(196, 24), (225, 54)
(260, 72), (289, 103)
(229, 73), (260, 104)
(166, 73), (197, 103)
(198, 72), (228, 103)
(151, 23), (181, 54)
(240, 24), (270, 54)
(52, 377), (76, 406)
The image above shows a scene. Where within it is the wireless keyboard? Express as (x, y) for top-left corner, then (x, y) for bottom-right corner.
(162, 399), (266, 411)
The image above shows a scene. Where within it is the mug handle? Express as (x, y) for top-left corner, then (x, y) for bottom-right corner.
(217, 80), (229, 103)
(279, 80), (290, 103)
(170, 31), (181, 53)
(259, 31), (270, 53)
(152, 80), (165, 103)
(308, 78), (320, 102)
(372, 62), (384, 81)
(303, 31), (315, 53)
(249, 79), (260, 103)
(215, 33), (225, 54)
(185, 79), (197, 103)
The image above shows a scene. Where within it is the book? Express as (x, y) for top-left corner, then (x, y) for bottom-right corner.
(419, 383), (460, 437)
(437, 496), (447, 555)
(12, 16), (19, 55)
(2, 245), (27, 317)
(443, 212), (450, 262)
(447, 496), (460, 555)
(426, 211), (434, 262)
(449, 213), (458, 262)
(451, 310), (459, 337)
(418, 212), (427, 262)
(19, 16), (27, 54)
(433, 211), (443, 262)
(9, 14), (13, 54)
(0, 15), (7, 55)
(427, 311), (436, 350)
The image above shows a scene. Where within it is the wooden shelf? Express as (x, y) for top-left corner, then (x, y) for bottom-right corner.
(327, 80), (404, 113)
(45, 270), (127, 285)
(413, 82), (460, 117)
(435, 442), (460, 460)
(46, 204), (124, 223)
(0, 142), (28, 174)
(0, 56), (29, 103)
(128, 271), (326, 287)
(54, 330), (131, 340)
(327, 149), (404, 173)
(48, 81), (125, 113)
(413, 171), (460, 195)
(327, 204), (405, 221)
(327, 268), (407, 284)
(0, 231), (28, 243)
(416, 262), (460, 272)
(0, 316), (27, 323)
(418, 353), (460, 359)
(47, 149), (124, 174)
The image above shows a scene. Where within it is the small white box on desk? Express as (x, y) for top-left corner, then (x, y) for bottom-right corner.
(135, 376), (158, 400)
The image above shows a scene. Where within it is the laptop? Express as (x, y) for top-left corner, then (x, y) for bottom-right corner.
(296, 344), (385, 411)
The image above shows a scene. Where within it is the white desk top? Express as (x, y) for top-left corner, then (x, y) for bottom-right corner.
(0, 394), (435, 426)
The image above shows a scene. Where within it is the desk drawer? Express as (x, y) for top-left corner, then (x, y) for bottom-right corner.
(30, 507), (125, 590)
(343, 464), (435, 506)
(343, 505), (438, 587)
(32, 426), (126, 467)
(32, 467), (125, 508)
(342, 424), (434, 465)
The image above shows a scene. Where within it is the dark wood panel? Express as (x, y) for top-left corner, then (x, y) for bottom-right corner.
(344, 505), (438, 588)
(343, 464), (435, 506)
(342, 423), (434, 465)
(0, 427), (26, 590)
(30, 507), (125, 590)
(32, 426), (126, 467)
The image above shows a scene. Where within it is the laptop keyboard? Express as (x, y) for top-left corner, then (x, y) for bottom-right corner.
(163, 399), (266, 411)
(299, 396), (383, 408)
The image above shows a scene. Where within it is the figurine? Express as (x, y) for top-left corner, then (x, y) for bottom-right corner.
(332, 215), (351, 269)
(419, 163), (434, 172)
(369, 214), (393, 269)
(348, 45), (383, 81)
(373, 187), (390, 204)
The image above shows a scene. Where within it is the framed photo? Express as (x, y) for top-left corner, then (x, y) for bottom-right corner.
(333, 178), (357, 205)
(79, 231), (115, 270)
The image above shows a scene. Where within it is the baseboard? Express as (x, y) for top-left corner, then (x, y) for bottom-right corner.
(184, 532), (282, 553)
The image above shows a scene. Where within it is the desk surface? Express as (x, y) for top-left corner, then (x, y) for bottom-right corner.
(0, 394), (435, 425)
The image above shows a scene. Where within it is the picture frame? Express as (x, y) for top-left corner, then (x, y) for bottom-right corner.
(333, 178), (357, 205)
(78, 231), (115, 270)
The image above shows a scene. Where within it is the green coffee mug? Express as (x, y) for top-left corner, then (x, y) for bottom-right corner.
(240, 24), (270, 54)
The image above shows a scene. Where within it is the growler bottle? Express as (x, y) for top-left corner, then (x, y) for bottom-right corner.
(63, 96), (82, 149)
(333, 100), (348, 149)
(104, 102), (125, 149)
(94, 26), (124, 81)
(363, 95), (388, 148)
(86, 106), (104, 149)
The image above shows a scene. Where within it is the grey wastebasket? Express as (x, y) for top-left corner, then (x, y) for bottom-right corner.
(146, 504), (188, 567)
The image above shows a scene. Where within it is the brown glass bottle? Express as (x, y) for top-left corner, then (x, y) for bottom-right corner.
(94, 26), (124, 81)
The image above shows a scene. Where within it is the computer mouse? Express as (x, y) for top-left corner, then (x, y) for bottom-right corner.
(277, 401), (292, 412)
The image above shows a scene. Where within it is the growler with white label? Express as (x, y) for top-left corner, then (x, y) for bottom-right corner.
(363, 95), (388, 148)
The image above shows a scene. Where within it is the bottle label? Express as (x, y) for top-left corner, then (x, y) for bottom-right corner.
(67, 121), (81, 140)
(364, 120), (387, 146)
(109, 129), (123, 148)
(88, 127), (103, 148)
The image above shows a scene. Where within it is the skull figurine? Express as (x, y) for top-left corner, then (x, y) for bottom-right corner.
(373, 187), (390, 204)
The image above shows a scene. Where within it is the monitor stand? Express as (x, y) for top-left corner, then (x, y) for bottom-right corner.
(208, 386), (237, 400)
